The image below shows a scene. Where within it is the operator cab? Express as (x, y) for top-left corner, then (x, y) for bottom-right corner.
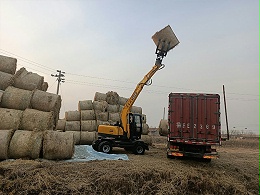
(128, 113), (142, 140)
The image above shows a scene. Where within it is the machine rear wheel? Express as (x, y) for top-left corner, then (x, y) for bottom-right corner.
(98, 141), (112, 154)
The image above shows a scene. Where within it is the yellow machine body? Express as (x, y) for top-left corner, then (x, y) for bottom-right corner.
(98, 125), (125, 137)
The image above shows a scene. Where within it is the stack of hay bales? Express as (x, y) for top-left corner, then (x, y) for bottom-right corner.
(0, 55), (74, 160)
(57, 91), (152, 145)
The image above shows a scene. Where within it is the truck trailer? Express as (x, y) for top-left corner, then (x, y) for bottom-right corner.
(167, 93), (221, 161)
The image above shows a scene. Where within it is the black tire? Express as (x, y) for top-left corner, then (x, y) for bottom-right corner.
(133, 144), (145, 155)
(98, 141), (112, 154)
(92, 143), (99, 151)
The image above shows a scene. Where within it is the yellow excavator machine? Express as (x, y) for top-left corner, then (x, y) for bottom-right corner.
(92, 25), (179, 154)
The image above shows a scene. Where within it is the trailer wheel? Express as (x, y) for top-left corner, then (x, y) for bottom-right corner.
(133, 143), (145, 155)
(98, 141), (112, 154)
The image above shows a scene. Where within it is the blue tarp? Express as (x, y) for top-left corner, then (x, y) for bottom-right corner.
(65, 145), (129, 162)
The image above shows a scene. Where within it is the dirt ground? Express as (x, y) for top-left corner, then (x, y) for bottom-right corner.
(0, 136), (259, 195)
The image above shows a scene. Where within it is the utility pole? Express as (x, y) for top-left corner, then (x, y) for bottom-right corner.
(223, 85), (229, 140)
(51, 70), (65, 95)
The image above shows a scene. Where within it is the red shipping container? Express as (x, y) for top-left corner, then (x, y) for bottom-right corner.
(168, 93), (221, 145)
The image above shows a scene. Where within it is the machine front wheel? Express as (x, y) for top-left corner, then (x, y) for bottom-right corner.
(98, 141), (112, 154)
(133, 144), (145, 155)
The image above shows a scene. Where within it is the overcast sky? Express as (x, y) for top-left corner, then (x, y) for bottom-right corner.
(0, 0), (259, 134)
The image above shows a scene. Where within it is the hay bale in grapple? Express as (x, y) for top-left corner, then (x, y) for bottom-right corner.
(1, 86), (33, 110)
(31, 89), (61, 125)
(65, 121), (81, 131)
(159, 119), (168, 136)
(81, 110), (95, 120)
(0, 55), (17, 75)
(78, 100), (93, 111)
(0, 71), (14, 90)
(0, 129), (15, 160)
(95, 110), (108, 121)
(81, 120), (97, 132)
(56, 119), (66, 131)
(93, 101), (108, 112)
(94, 92), (107, 101)
(106, 91), (119, 105)
(0, 108), (23, 130)
(142, 123), (149, 135)
(9, 130), (43, 159)
(43, 131), (74, 160)
(14, 67), (44, 91)
(20, 108), (54, 130)
(65, 111), (81, 121)
(80, 131), (98, 145)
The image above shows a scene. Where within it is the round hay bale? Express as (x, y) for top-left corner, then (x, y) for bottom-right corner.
(43, 131), (74, 160)
(0, 108), (23, 130)
(66, 131), (81, 145)
(81, 120), (97, 132)
(20, 108), (54, 130)
(119, 105), (124, 113)
(65, 121), (81, 131)
(0, 55), (17, 75)
(159, 119), (168, 136)
(107, 104), (119, 112)
(56, 119), (66, 130)
(31, 90), (61, 125)
(106, 91), (119, 105)
(78, 100), (93, 111)
(142, 123), (149, 135)
(131, 106), (142, 114)
(14, 67), (44, 91)
(0, 71), (14, 90)
(108, 112), (120, 122)
(93, 101), (108, 112)
(8, 130), (43, 159)
(81, 110), (96, 120)
(95, 110), (108, 121)
(80, 131), (98, 145)
(141, 135), (152, 146)
(94, 92), (107, 101)
(0, 129), (15, 160)
(142, 114), (147, 123)
(96, 120), (110, 126)
(1, 86), (33, 110)
(65, 111), (80, 121)
(118, 96), (128, 106)
(41, 82), (48, 92)
(0, 90), (4, 103)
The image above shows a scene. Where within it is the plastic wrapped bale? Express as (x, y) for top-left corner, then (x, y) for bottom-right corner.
(31, 89), (61, 125)
(81, 120), (97, 132)
(95, 110), (108, 121)
(108, 112), (120, 123)
(0, 129), (15, 160)
(81, 110), (96, 120)
(0, 71), (14, 90)
(41, 82), (48, 92)
(65, 111), (81, 121)
(94, 92), (107, 101)
(66, 131), (81, 145)
(80, 131), (98, 145)
(159, 119), (168, 136)
(93, 101), (108, 112)
(107, 104), (119, 113)
(14, 67), (44, 91)
(20, 109), (54, 130)
(118, 96), (128, 106)
(43, 131), (74, 160)
(78, 100), (93, 111)
(9, 130), (43, 159)
(0, 108), (23, 130)
(0, 55), (17, 75)
(1, 86), (33, 110)
(56, 119), (66, 131)
(106, 91), (119, 105)
(131, 106), (142, 114)
(142, 123), (149, 135)
(65, 121), (81, 131)
(141, 135), (152, 146)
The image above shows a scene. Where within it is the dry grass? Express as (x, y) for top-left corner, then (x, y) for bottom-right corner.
(0, 136), (258, 195)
